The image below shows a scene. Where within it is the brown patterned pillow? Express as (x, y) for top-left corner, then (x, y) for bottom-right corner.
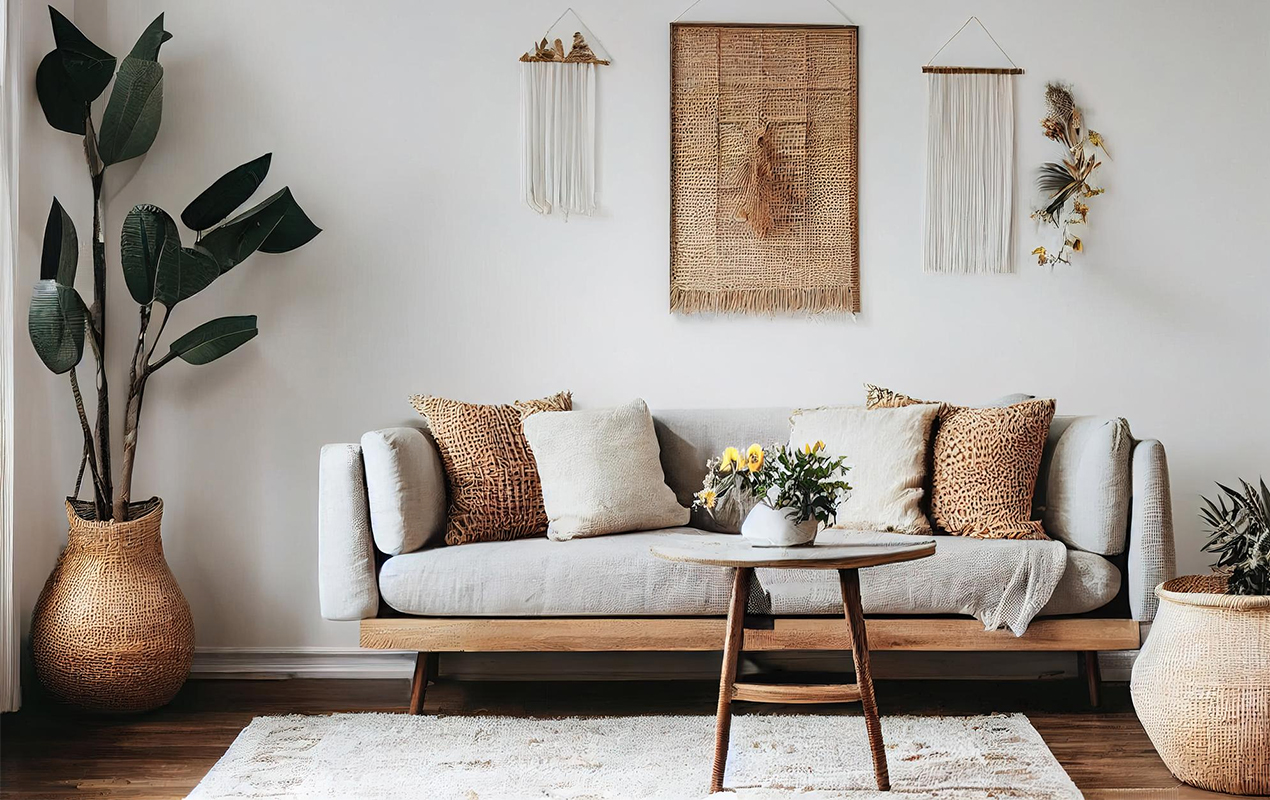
(928, 400), (1056, 540)
(864, 384), (1055, 540)
(409, 392), (572, 545)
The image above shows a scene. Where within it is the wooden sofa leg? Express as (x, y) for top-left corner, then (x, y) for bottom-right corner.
(408, 652), (437, 714)
(1082, 651), (1101, 708)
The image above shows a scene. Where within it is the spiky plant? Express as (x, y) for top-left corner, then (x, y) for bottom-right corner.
(1200, 478), (1270, 596)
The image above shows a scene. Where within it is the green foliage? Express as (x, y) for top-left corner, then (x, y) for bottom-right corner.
(181, 154), (272, 231)
(29, 199), (87, 375)
(35, 7), (115, 134)
(166, 316), (258, 366)
(753, 443), (852, 527)
(26, 7), (322, 519)
(1201, 478), (1270, 596)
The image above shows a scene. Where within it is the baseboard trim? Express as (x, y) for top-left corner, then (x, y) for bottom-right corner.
(192, 648), (1137, 682)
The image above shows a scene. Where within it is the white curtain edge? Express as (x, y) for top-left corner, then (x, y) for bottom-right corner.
(0, 0), (23, 713)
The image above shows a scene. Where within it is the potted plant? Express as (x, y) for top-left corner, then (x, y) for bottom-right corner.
(27, 8), (319, 712)
(696, 442), (850, 547)
(1131, 478), (1270, 795)
(693, 444), (768, 532)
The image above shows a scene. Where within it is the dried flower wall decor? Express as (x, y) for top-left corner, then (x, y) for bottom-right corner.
(1031, 83), (1109, 267)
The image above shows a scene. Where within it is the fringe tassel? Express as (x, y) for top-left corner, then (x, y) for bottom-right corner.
(670, 286), (859, 315)
(923, 72), (1015, 274)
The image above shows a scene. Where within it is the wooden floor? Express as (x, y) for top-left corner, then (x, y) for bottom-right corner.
(0, 677), (1243, 799)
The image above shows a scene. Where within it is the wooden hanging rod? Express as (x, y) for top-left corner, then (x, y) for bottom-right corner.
(922, 66), (1023, 75)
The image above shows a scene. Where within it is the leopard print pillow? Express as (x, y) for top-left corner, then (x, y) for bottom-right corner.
(928, 399), (1056, 540)
(409, 391), (572, 546)
(865, 384), (1055, 540)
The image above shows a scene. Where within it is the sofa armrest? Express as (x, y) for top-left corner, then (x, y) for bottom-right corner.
(1128, 439), (1177, 622)
(319, 443), (379, 620)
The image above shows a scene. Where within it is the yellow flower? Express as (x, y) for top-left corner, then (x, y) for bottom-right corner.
(814, 440), (825, 453)
(720, 447), (741, 473)
(1033, 246), (1048, 265)
(802, 443), (813, 455)
(745, 444), (764, 472)
(697, 489), (717, 509)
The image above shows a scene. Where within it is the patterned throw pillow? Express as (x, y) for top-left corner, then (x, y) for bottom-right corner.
(864, 384), (1056, 540)
(408, 392), (572, 546)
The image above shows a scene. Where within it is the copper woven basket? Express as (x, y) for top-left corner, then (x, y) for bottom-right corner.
(30, 498), (194, 712)
(1131, 575), (1270, 796)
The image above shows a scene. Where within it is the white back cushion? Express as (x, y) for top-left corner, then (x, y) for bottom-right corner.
(360, 427), (446, 554)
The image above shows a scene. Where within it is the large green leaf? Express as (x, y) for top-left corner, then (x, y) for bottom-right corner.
(39, 198), (78, 286)
(198, 188), (290, 273)
(259, 189), (321, 253)
(181, 154), (272, 231)
(127, 14), (171, 61)
(28, 280), (87, 374)
(98, 56), (164, 166)
(48, 7), (116, 102)
(155, 247), (220, 308)
(36, 51), (87, 134)
(167, 315), (258, 366)
(120, 204), (179, 304)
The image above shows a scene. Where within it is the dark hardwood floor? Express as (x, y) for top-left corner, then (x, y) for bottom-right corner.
(0, 677), (1240, 799)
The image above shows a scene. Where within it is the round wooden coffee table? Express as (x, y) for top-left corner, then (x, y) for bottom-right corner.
(651, 535), (936, 794)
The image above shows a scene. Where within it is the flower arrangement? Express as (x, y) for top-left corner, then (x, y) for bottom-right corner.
(1031, 83), (1109, 268)
(695, 441), (852, 527)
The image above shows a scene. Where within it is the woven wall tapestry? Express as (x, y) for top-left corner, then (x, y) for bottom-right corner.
(669, 23), (859, 315)
(921, 18), (1022, 274)
(519, 12), (610, 217)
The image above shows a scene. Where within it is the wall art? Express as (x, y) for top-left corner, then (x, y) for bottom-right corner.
(1031, 83), (1109, 267)
(669, 23), (860, 315)
(520, 11), (611, 218)
(921, 18), (1022, 274)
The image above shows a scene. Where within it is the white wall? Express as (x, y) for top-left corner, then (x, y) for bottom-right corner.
(14, 0), (1270, 653)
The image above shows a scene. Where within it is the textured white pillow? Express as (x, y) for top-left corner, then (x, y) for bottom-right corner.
(360, 428), (447, 554)
(789, 404), (940, 535)
(522, 399), (689, 541)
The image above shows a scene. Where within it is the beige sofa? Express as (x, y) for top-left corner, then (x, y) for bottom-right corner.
(318, 407), (1176, 711)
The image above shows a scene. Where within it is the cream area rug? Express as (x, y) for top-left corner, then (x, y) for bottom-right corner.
(187, 713), (1082, 800)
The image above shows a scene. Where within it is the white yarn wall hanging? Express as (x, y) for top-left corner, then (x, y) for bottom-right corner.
(921, 18), (1022, 274)
(519, 9), (611, 218)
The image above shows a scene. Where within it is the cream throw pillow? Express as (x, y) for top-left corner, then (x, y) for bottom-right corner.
(789, 404), (940, 535)
(522, 399), (689, 541)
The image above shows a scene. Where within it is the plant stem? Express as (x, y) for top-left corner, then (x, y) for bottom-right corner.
(69, 368), (106, 518)
(85, 118), (113, 518)
(114, 305), (154, 521)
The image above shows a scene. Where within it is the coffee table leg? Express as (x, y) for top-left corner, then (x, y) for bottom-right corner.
(839, 568), (890, 791)
(711, 566), (751, 793)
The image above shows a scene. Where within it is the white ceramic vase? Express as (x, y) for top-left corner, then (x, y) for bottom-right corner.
(740, 502), (818, 547)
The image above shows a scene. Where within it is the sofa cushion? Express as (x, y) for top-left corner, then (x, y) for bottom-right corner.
(1039, 416), (1132, 555)
(379, 528), (747, 616)
(360, 428), (446, 554)
(408, 391), (572, 545)
(789, 404), (940, 535)
(523, 399), (688, 540)
(377, 528), (1117, 630)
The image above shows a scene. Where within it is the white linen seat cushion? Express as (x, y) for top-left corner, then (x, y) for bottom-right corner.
(377, 529), (1119, 629)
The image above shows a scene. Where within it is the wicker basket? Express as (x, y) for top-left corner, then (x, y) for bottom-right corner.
(30, 499), (194, 712)
(1131, 575), (1270, 795)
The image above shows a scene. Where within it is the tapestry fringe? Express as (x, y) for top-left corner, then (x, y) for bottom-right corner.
(670, 286), (858, 315)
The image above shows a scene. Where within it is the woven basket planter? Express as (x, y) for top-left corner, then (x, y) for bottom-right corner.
(30, 498), (194, 712)
(1131, 575), (1270, 795)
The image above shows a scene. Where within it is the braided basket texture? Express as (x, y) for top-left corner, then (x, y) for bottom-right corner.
(1131, 575), (1270, 795)
(30, 499), (194, 712)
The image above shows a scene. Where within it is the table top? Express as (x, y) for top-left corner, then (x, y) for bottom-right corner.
(649, 533), (936, 569)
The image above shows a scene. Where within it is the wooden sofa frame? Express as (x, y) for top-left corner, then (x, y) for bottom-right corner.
(360, 615), (1145, 713)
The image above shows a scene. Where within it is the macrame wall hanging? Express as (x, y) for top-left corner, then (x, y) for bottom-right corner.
(669, 19), (859, 315)
(519, 9), (611, 218)
(922, 17), (1022, 274)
